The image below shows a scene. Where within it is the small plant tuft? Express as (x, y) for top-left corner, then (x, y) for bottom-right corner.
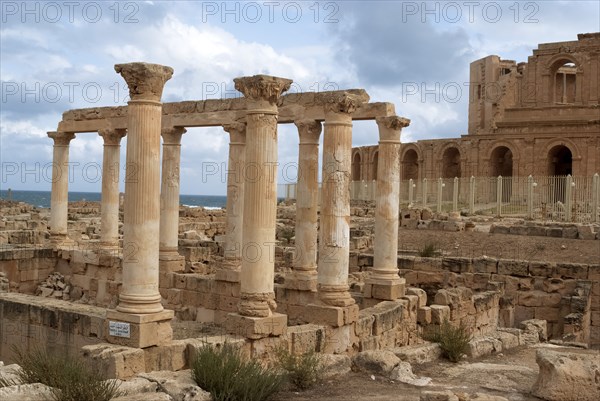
(10, 346), (122, 401)
(274, 346), (323, 391)
(191, 343), (285, 401)
(419, 242), (438, 257)
(425, 319), (472, 363)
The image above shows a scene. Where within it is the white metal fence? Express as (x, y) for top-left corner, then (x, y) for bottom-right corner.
(278, 174), (600, 223)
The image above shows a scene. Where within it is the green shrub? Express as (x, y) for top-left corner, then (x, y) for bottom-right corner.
(418, 242), (438, 257)
(275, 347), (323, 391)
(11, 346), (122, 401)
(191, 343), (285, 401)
(425, 319), (472, 362)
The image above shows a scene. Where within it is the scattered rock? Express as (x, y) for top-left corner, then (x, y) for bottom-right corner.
(138, 370), (211, 401)
(320, 354), (352, 379)
(532, 349), (600, 401)
(353, 350), (400, 375)
(389, 361), (431, 386)
(0, 383), (54, 401)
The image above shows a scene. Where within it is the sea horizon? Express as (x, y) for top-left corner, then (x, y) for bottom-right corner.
(0, 189), (228, 209)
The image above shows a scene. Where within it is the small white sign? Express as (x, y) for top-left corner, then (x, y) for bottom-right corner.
(109, 321), (131, 338)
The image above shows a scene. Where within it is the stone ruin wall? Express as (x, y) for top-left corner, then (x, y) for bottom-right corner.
(352, 33), (600, 181)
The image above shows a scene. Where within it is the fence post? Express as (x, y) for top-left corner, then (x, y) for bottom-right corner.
(286, 184), (291, 200)
(469, 176), (475, 215)
(565, 175), (573, 221)
(408, 178), (414, 205)
(437, 178), (443, 213)
(527, 175), (534, 219)
(453, 177), (459, 212)
(593, 173), (599, 223)
(496, 175), (502, 217)
(422, 178), (428, 208)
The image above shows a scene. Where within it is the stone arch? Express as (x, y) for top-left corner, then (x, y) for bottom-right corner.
(401, 144), (421, 180)
(352, 151), (362, 181)
(547, 55), (582, 105)
(540, 138), (582, 175)
(437, 142), (463, 178)
(371, 150), (379, 180)
(489, 145), (514, 177)
(548, 144), (573, 176)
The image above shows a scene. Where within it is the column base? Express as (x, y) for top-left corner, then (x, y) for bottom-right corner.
(159, 250), (185, 273)
(49, 233), (74, 249)
(305, 303), (359, 327)
(285, 271), (317, 291)
(224, 312), (287, 339)
(363, 277), (406, 301)
(105, 309), (174, 348)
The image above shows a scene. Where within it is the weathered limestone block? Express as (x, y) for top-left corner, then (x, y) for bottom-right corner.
(320, 354), (352, 378)
(81, 343), (146, 379)
(498, 259), (529, 276)
(520, 319), (548, 343)
(430, 305), (451, 324)
(393, 343), (442, 364)
(532, 349), (600, 401)
(353, 350), (400, 375)
(367, 301), (404, 335)
(467, 337), (503, 358)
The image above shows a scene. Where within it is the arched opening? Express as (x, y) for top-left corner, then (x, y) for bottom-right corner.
(352, 152), (361, 181)
(553, 61), (577, 104)
(402, 149), (419, 180)
(548, 145), (572, 176)
(441, 147), (461, 178)
(547, 145), (573, 203)
(490, 146), (513, 202)
(490, 146), (513, 177)
(372, 151), (378, 181)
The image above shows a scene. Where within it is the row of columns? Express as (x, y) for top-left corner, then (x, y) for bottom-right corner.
(47, 63), (410, 343)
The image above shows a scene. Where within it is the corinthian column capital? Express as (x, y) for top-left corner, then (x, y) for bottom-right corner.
(233, 75), (293, 105)
(48, 131), (75, 146)
(114, 62), (174, 102)
(98, 128), (126, 145)
(161, 126), (187, 145)
(294, 120), (322, 144)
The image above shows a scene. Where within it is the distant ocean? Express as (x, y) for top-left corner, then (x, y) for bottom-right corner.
(0, 190), (227, 209)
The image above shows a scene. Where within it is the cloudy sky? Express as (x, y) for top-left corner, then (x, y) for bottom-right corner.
(1, 0), (598, 195)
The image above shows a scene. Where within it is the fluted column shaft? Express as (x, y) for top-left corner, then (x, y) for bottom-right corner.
(99, 129), (125, 247)
(48, 131), (75, 240)
(318, 104), (356, 307)
(223, 123), (246, 265)
(235, 75), (292, 318)
(159, 127), (186, 258)
(115, 62), (173, 315)
(289, 120), (322, 290)
(372, 116), (410, 281)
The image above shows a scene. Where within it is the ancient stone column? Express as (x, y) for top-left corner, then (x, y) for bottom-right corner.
(159, 126), (187, 272)
(316, 94), (360, 309)
(216, 122), (246, 282)
(225, 75), (291, 339)
(99, 129), (125, 248)
(304, 93), (367, 330)
(48, 131), (75, 244)
(364, 116), (411, 301)
(106, 63), (174, 349)
(287, 120), (322, 291)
